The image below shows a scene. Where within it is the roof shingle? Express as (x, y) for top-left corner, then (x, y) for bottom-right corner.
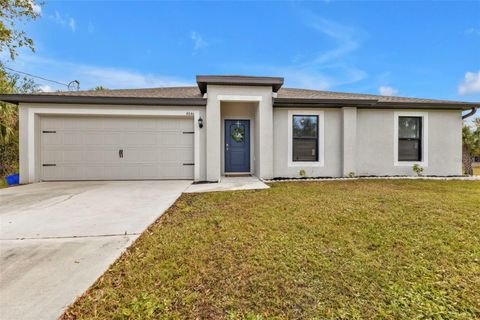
(0, 85), (477, 109)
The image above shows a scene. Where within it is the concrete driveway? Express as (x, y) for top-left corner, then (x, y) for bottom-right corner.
(0, 181), (191, 320)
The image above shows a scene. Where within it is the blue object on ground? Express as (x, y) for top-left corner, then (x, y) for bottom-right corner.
(5, 173), (19, 186)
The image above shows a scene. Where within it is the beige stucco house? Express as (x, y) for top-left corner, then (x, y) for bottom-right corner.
(0, 75), (477, 183)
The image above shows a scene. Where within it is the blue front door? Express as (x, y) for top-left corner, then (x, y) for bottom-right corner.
(225, 120), (250, 172)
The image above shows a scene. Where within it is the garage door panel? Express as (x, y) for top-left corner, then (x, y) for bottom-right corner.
(40, 116), (194, 180)
(63, 132), (85, 145)
(124, 132), (157, 145)
(103, 132), (125, 145)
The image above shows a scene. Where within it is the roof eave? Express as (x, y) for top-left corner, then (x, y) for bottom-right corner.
(274, 98), (378, 107)
(373, 101), (474, 110)
(274, 98), (475, 110)
(196, 75), (284, 94)
(0, 94), (207, 106)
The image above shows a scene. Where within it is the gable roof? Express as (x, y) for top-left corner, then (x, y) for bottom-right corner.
(0, 85), (477, 110)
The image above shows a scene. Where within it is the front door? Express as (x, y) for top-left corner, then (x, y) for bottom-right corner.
(225, 120), (250, 173)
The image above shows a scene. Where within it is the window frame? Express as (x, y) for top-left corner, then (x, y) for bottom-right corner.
(394, 112), (428, 167)
(288, 110), (324, 167)
(292, 115), (319, 162)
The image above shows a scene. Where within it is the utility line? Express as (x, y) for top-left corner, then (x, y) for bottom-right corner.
(4, 66), (69, 87)
(3, 66), (80, 90)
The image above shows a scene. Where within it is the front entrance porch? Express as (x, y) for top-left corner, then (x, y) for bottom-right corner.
(184, 176), (269, 193)
(225, 119), (251, 173)
(221, 101), (257, 176)
(205, 85), (274, 182)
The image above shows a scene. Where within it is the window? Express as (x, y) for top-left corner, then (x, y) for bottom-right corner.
(398, 116), (422, 161)
(292, 115), (318, 162)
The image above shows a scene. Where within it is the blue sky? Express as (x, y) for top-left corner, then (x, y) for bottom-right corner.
(7, 0), (480, 114)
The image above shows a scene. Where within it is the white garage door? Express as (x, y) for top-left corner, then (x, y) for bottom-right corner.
(40, 115), (194, 180)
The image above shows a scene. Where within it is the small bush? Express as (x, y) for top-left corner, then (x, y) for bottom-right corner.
(412, 164), (424, 176)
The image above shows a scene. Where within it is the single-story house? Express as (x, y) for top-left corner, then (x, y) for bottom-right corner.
(0, 75), (477, 183)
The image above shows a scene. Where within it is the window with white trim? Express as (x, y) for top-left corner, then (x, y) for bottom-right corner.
(398, 116), (422, 162)
(288, 110), (324, 167)
(292, 115), (319, 162)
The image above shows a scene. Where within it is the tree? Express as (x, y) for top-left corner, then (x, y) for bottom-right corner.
(0, 0), (41, 61)
(0, 70), (37, 176)
(462, 118), (480, 175)
(0, 0), (41, 176)
(94, 86), (108, 91)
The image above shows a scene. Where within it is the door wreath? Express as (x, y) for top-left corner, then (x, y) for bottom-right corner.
(231, 126), (244, 142)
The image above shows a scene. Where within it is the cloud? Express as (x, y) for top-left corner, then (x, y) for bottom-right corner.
(51, 10), (76, 32)
(229, 11), (367, 90)
(88, 21), (95, 33)
(458, 71), (480, 96)
(465, 27), (480, 36)
(302, 13), (361, 66)
(379, 86), (399, 96)
(79, 66), (191, 89)
(68, 18), (76, 31)
(38, 85), (53, 92)
(10, 54), (192, 91)
(190, 31), (208, 53)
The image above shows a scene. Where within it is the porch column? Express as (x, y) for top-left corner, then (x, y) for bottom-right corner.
(257, 96), (274, 179)
(206, 96), (221, 182)
(342, 107), (357, 176)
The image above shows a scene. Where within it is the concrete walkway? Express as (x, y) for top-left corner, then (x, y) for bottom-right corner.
(184, 176), (270, 193)
(0, 181), (191, 320)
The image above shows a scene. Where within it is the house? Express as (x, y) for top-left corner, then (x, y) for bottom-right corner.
(0, 75), (477, 183)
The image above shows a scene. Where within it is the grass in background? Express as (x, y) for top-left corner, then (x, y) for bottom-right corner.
(0, 178), (7, 189)
(63, 180), (480, 320)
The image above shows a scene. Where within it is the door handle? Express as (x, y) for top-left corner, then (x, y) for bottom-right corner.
(119, 149), (123, 158)
(226, 143), (229, 151)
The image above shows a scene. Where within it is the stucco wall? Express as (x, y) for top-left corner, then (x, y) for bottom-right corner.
(273, 108), (462, 178)
(205, 85), (274, 181)
(273, 108), (343, 178)
(356, 109), (462, 176)
(220, 102), (256, 174)
(18, 103), (207, 183)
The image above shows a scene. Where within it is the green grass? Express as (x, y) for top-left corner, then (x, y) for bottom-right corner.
(0, 178), (7, 189)
(63, 180), (480, 320)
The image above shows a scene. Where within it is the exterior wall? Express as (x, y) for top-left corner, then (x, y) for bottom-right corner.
(341, 107), (357, 176)
(18, 103), (206, 184)
(273, 108), (343, 178)
(205, 85), (274, 181)
(18, 95), (463, 184)
(356, 109), (462, 176)
(220, 102), (256, 174)
(273, 108), (462, 178)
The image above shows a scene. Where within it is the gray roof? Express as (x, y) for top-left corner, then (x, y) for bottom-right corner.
(196, 75), (284, 93)
(0, 85), (477, 109)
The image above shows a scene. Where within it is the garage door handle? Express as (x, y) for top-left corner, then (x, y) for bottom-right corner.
(119, 149), (123, 158)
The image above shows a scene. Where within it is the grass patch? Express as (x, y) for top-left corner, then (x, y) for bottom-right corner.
(0, 178), (7, 189)
(63, 180), (480, 319)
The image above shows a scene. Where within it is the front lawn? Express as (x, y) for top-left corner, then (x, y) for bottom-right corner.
(63, 180), (480, 319)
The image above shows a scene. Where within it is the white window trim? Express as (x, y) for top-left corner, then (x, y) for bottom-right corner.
(288, 110), (325, 167)
(394, 111), (428, 167)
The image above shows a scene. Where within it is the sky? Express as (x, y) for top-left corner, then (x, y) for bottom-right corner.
(6, 1), (480, 117)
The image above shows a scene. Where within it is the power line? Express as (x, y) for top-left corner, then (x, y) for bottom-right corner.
(3, 66), (80, 90)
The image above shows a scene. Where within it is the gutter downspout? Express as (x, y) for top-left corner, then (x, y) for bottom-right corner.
(462, 107), (477, 119)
